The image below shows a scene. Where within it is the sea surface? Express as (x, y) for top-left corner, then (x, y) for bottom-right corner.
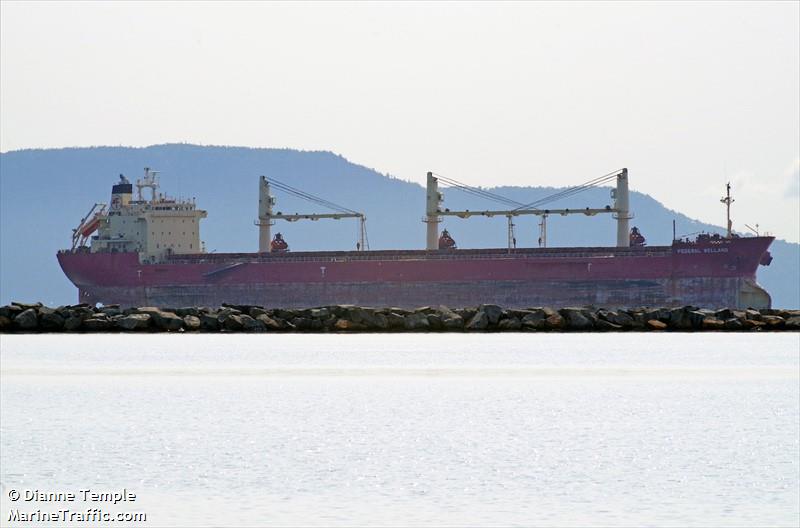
(1, 334), (798, 527)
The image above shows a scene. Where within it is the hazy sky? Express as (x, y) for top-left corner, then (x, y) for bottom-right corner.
(2, 1), (798, 242)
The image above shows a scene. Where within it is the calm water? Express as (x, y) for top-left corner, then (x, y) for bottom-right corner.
(1, 334), (798, 527)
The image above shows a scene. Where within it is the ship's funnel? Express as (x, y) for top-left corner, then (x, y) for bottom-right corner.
(111, 174), (132, 209)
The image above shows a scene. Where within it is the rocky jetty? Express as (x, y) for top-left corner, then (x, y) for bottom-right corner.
(1, 302), (799, 333)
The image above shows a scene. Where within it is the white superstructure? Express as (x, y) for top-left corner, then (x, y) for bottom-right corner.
(89, 168), (207, 262)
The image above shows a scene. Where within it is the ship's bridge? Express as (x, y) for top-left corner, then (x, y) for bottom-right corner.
(90, 169), (207, 261)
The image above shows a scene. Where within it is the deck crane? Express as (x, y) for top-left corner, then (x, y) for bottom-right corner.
(424, 169), (632, 250)
(256, 176), (368, 253)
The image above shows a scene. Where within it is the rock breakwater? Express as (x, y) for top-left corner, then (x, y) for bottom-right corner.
(1, 302), (799, 333)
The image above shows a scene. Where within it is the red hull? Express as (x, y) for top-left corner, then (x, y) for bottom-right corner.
(57, 237), (774, 309)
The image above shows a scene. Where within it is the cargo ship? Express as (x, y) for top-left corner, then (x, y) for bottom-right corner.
(57, 168), (775, 309)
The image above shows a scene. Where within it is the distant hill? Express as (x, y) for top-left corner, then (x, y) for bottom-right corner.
(1, 144), (797, 307)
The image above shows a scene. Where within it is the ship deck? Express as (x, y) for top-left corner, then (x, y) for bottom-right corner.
(166, 245), (673, 264)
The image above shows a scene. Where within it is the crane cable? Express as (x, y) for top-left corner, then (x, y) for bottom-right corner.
(512, 169), (622, 211)
(431, 172), (527, 209)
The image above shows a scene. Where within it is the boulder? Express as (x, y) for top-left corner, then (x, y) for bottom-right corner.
(760, 315), (785, 329)
(63, 316), (83, 331)
(426, 314), (443, 330)
(724, 318), (744, 330)
(441, 312), (464, 330)
(334, 319), (366, 331)
(597, 310), (634, 328)
(222, 314), (244, 331)
(69, 307), (96, 320)
(0, 304), (23, 319)
(183, 315), (201, 331)
(0, 315), (11, 332)
(701, 317), (725, 330)
(344, 306), (369, 324)
(497, 317), (522, 331)
(686, 310), (708, 329)
(715, 308), (733, 320)
(668, 308), (692, 330)
(465, 311), (489, 330)
(200, 313), (220, 331)
(99, 305), (122, 317)
(369, 313), (389, 330)
(544, 314), (565, 330)
(117, 313), (152, 331)
(595, 319), (622, 331)
(404, 312), (430, 331)
(12, 301), (42, 311)
(246, 307), (267, 318)
(135, 306), (162, 315)
(82, 316), (113, 331)
(386, 312), (406, 329)
(291, 317), (313, 331)
(151, 311), (184, 331)
(221, 303), (253, 314)
(176, 307), (201, 317)
(13, 308), (38, 330)
(645, 308), (671, 323)
(240, 314), (264, 332)
(479, 304), (504, 325)
(541, 307), (558, 318)
(330, 305), (355, 317)
(785, 316), (800, 330)
(218, 307), (244, 319)
(646, 319), (667, 330)
(560, 308), (593, 331)
(521, 310), (547, 330)
(309, 307), (330, 319)
(353, 308), (386, 329)
(742, 319), (765, 330)
(455, 308), (477, 321)
(744, 309), (762, 321)
(40, 311), (65, 331)
(256, 314), (282, 330)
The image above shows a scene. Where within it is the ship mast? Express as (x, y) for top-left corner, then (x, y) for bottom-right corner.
(136, 167), (159, 203)
(506, 215), (516, 252)
(425, 172), (442, 250)
(720, 182), (734, 238)
(257, 176), (275, 252)
(538, 214), (547, 248)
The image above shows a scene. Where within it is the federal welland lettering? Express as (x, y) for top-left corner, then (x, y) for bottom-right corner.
(676, 247), (729, 254)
